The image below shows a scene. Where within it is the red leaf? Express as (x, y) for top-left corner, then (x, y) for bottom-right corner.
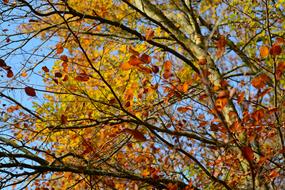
(270, 44), (282, 56)
(7, 70), (13, 78)
(128, 55), (143, 66)
(140, 53), (151, 64)
(60, 55), (68, 62)
(129, 46), (140, 56)
(42, 66), (49, 72)
(242, 146), (254, 161)
(24, 86), (36, 97)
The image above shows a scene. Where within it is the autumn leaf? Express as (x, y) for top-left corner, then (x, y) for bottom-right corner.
(145, 28), (155, 41)
(260, 45), (269, 58)
(128, 55), (143, 66)
(75, 73), (89, 82)
(120, 62), (133, 70)
(21, 71), (28, 77)
(251, 74), (270, 89)
(128, 46), (140, 56)
(61, 114), (68, 124)
(7, 70), (13, 78)
(3, 0), (9, 4)
(42, 66), (49, 72)
(242, 146), (254, 161)
(140, 53), (151, 64)
(54, 72), (63, 78)
(60, 55), (68, 62)
(216, 35), (227, 58)
(270, 44), (282, 56)
(56, 43), (64, 54)
(24, 86), (36, 97)
(123, 129), (147, 141)
(151, 65), (159, 73)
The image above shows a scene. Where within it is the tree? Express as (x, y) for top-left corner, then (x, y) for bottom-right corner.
(0, 0), (285, 189)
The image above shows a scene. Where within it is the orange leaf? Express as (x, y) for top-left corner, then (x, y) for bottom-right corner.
(129, 55), (143, 66)
(260, 45), (269, 58)
(7, 70), (13, 78)
(242, 146), (254, 161)
(120, 62), (133, 70)
(56, 43), (64, 54)
(145, 28), (155, 41)
(270, 44), (282, 56)
(42, 66), (49, 72)
(276, 61), (285, 80)
(21, 71), (28, 77)
(24, 86), (36, 97)
(251, 74), (270, 89)
(3, 0), (9, 4)
(164, 60), (172, 71)
(216, 36), (227, 57)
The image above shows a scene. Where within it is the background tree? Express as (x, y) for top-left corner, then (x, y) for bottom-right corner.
(0, 0), (285, 189)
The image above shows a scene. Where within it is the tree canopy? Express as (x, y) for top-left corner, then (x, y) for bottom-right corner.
(0, 0), (285, 189)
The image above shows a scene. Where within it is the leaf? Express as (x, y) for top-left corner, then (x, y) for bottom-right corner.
(260, 45), (269, 58)
(145, 28), (155, 41)
(21, 71), (28, 77)
(216, 35), (227, 57)
(120, 62), (133, 70)
(242, 146), (254, 161)
(75, 73), (89, 82)
(124, 129), (147, 141)
(151, 65), (159, 73)
(270, 44), (282, 56)
(276, 61), (285, 80)
(251, 74), (270, 89)
(60, 55), (68, 62)
(61, 114), (68, 124)
(42, 66), (49, 72)
(7, 70), (13, 78)
(55, 72), (63, 78)
(24, 86), (36, 97)
(56, 43), (64, 54)
(3, 0), (9, 4)
(128, 55), (143, 66)
(140, 53), (151, 64)
(128, 46), (140, 56)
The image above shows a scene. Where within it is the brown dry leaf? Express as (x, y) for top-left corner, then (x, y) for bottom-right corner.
(42, 66), (49, 72)
(24, 86), (36, 97)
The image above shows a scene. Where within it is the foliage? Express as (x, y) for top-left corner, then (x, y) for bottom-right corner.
(0, 0), (285, 189)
